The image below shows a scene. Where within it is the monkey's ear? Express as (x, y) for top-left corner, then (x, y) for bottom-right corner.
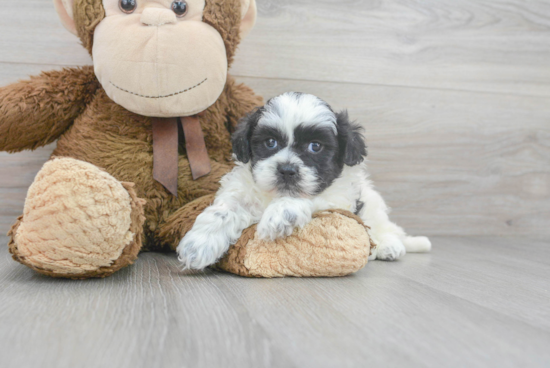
(336, 111), (367, 166)
(53, 0), (77, 35)
(240, 0), (257, 38)
(232, 107), (262, 163)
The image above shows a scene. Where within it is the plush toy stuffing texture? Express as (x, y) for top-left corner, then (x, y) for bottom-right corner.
(8, 158), (146, 279)
(216, 210), (375, 278)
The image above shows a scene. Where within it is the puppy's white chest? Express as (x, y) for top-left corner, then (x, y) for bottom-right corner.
(311, 165), (363, 213)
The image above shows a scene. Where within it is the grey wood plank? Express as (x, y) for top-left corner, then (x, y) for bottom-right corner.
(1, 236), (549, 368)
(385, 236), (550, 331)
(1, 0), (550, 96)
(235, 0), (550, 96)
(0, 236), (295, 368)
(0, 1), (91, 66)
(215, 267), (550, 368)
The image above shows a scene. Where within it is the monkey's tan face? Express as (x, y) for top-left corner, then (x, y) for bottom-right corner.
(93, 0), (228, 117)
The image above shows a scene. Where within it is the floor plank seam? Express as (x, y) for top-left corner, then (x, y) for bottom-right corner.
(230, 74), (550, 99)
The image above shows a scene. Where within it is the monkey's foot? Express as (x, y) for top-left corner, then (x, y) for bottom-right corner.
(8, 158), (145, 279)
(215, 210), (375, 278)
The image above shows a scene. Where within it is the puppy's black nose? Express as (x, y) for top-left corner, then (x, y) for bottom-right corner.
(278, 164), (298, 179)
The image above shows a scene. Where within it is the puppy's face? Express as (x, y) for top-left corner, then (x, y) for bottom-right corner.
(232, 93), (367, 197)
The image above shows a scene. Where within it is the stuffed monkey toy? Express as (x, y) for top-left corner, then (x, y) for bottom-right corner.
(0, 0), (372, 279)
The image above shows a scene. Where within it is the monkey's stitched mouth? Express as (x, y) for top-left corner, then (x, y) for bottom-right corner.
(109, 78), (208, 99)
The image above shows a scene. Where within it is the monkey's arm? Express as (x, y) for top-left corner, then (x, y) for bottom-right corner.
(0, 66), (100, 152)
(224, 75), (264, 131)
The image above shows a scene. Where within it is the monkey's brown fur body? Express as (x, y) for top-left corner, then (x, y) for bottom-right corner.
(48, 69), (259, 251)
(1, 0), (372, 279)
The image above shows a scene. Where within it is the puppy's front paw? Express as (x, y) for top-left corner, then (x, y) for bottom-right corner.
(375, 235), (406, 261)
(257, 206), (311, 241)
(177, 230), (229, 270)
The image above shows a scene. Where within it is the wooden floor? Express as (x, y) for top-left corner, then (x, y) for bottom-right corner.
(0, 237), (550, 368)
(1, 0), (550, 367)
(1, 236), (549, 368)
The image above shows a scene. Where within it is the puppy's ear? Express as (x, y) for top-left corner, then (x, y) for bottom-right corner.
(232, 107), (263, 163)
(336, 110), (367, 166)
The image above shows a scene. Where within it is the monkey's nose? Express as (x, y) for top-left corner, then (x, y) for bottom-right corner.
(141, 8), (177, 26)
(278, 164), (299, 179)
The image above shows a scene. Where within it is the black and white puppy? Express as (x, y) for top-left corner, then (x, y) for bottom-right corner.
(177, 92), (431, 270)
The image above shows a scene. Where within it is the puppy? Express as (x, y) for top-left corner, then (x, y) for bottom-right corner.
(177, 92), (431, 270)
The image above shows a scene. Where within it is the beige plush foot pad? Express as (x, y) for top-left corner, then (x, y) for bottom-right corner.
(8, 158), (146, 279)
(215, 210), (375, 278)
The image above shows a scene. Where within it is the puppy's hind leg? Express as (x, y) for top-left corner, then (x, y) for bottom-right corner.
(359, 187), (431, 259)
(369, 227), (407, 262)
(358, 187), (407, 261)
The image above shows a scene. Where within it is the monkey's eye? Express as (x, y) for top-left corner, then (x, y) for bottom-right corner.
(171, 1), (188, 17)
(119, 0), (137, 13)
(308, 142), (323, 153)
(265, 139), (278, 150)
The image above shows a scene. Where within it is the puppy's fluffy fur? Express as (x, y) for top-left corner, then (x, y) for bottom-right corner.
(178, 92), (431, 270)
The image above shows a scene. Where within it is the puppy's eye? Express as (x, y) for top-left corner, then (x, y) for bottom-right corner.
(265, 139), (278, 150)
(171, 1), (188, 17)
(119, 0), (137, 13)
(308, 142), (323, 153)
